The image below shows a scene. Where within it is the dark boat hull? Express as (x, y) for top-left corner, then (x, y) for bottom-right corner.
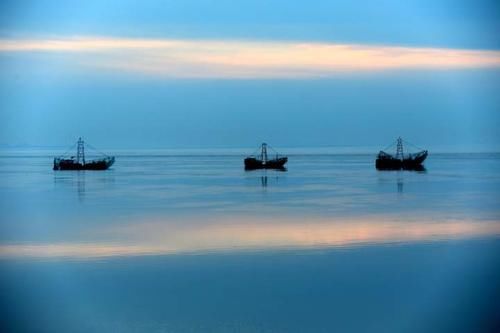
(53, 157), (115, 171)
(244, 157), (288, 170)
(376, 151), (427, 171)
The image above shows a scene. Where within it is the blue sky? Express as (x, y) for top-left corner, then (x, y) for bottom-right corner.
(0, 0), (499, 150)
(1, 0), (499, 49)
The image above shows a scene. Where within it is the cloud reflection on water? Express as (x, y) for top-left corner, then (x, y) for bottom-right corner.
(1, 217), (499, 259)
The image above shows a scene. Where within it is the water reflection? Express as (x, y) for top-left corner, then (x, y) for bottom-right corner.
(244, 168), (286, 188)
(77, 172), (85, 201)
(397, 178), (403, 193)
(53, 171), (86, 202)
(53, 170), (115, 202)
(259, 174), (284, 188)
(2, 153), (499, 260)
(1, 217), (499, 259)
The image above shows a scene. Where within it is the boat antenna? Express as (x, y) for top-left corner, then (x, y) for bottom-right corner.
(77, 137), (85, 164)
(396, 137), (404, 160)
(261, 143), (268, 164)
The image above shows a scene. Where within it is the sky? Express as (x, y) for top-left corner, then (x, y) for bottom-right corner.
(0, 0), (499, 151)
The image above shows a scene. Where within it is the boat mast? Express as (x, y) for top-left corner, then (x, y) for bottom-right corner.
(396, 137), (404, 160)
(261, 143), (268, 164)
(77, 137), (85, 165)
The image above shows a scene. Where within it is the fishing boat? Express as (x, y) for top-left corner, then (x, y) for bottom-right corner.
(376, 137), (427, 170)
(244, 143), (287, 170)
(53, 138), (115, 171)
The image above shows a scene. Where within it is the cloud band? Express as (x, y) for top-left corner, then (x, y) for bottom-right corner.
(1, 37), (500, 78)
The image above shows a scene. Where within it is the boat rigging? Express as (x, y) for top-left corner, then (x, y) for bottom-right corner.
(375, 137), (427, 170)
(53, 138), (115, 171)
(244, 143), (287, 170)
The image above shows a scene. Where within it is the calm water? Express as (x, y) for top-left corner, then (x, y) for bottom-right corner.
(0, 150), (499, 332)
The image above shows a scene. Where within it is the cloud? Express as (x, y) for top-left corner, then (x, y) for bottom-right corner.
(1, 37), (500, 78)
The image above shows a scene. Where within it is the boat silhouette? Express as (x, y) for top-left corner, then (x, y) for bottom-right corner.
(244, 143), (287, 170)
(376, 137), (427, 170)
(53, 138), (115, 171)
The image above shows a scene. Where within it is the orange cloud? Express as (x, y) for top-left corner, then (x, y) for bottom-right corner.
(1, 37), (499, 78)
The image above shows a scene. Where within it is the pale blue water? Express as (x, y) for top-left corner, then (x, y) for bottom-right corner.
(0, 150), (499, 332)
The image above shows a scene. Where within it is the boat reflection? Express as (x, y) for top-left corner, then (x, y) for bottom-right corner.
(397, 178), (403, 193)
(53, 171), (86, 202)
(53, 170), (115, 202)
(259, 174), (284, 188)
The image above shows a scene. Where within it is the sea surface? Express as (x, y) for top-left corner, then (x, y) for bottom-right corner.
(0, 150), (499, 332)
